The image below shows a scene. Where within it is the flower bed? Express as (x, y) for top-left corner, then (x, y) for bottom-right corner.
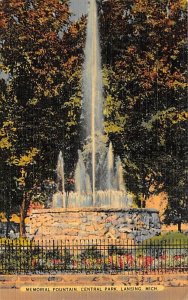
(0, 238), (187, 274)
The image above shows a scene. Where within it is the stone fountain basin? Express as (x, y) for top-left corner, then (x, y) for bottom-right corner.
(28, 207), (161, 243)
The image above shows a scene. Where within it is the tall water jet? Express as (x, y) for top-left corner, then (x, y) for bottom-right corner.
(83, 0), (104, 205)
(56, 151), (66, 207)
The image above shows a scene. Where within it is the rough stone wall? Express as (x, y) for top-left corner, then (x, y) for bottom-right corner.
(28, 208), (161, 242)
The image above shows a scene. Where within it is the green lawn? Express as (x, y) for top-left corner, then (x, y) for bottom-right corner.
(144, 231), (188, 246)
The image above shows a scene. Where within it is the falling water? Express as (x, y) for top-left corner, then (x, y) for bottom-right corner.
(52, 151), (65, 208)
(75, 150), (92, 194)
(107, 142), (114, 190)
(57, 151), (66, 207)
(53, 145), (133, 208)
(83, 0), (104, 204)
(115, 157), (126, 191)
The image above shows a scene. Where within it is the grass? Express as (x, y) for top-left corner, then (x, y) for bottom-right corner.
(143, 231), (188, 246)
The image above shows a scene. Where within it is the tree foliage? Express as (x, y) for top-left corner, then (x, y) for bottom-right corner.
(99, 0), (187, 223)
(0, 0), (86, 235)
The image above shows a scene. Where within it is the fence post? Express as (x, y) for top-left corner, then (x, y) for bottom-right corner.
(180, 239), (182, 273)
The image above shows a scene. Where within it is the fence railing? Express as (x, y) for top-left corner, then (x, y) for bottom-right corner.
(0, 239), (188, 275)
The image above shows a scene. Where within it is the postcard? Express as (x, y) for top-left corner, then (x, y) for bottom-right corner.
(0, 0), (187, 299)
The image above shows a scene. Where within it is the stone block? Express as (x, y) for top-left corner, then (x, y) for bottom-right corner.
(116, 217), (126, 223)
(93, 223), (105, 231)
(108, 228), (117, 236)
(85, 225), (96, 232)
(88, 235), (97, 239)
(119, 233), (128, 239)
(118, 227), (132, 233)
(80, 224), (91, 231)
(64, 230), (79, 236)
(105, 215), (118, 222)
(98, 229), (109, 236)
(105, 223), (112, 228)
(81, 218), (88, 223)
(99, 214), (108, 220)
(119, 213), (127, 218)
(95, 216), (103, 222)
(127, 233), (135, 239)
(106, 232), (116, 239)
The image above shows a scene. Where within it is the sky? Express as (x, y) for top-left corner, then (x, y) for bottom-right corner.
(70, 0), (89, 19)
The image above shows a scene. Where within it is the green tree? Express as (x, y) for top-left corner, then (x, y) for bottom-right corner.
(0, 79), (19, 236)
(99, 0), (187, 220)
(0, 0), (86, 235)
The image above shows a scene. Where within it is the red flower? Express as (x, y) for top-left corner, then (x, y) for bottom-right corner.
(97, 258), (102, 264)
(174, 255), (183, 261)
(125, 254), (135, 266)
(160, 254), (168, 260)
(52, 259), (61, 265)
(138, 256), (154, 267)
(72, 260), (78, 267)
(32, 259), (37, 266)
(118, 256), (124, 268)
(144, 256), (154, 267)
(108, 256), (113, 265)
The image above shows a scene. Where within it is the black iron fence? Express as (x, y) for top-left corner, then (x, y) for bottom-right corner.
(0, 239), (188, 275)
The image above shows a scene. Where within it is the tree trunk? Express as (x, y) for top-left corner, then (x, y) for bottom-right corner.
(178, 221), (182, 233)
(138, 199), (142, 208)
(141, 195), (147, 209)
(5, 215), (11, 238)
(20, 192), (26, 237)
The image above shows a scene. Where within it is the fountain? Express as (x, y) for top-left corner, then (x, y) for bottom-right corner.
(52, 137), (133, 208)
(52, 0), (132, 209)
(29, 0), (161, 242)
